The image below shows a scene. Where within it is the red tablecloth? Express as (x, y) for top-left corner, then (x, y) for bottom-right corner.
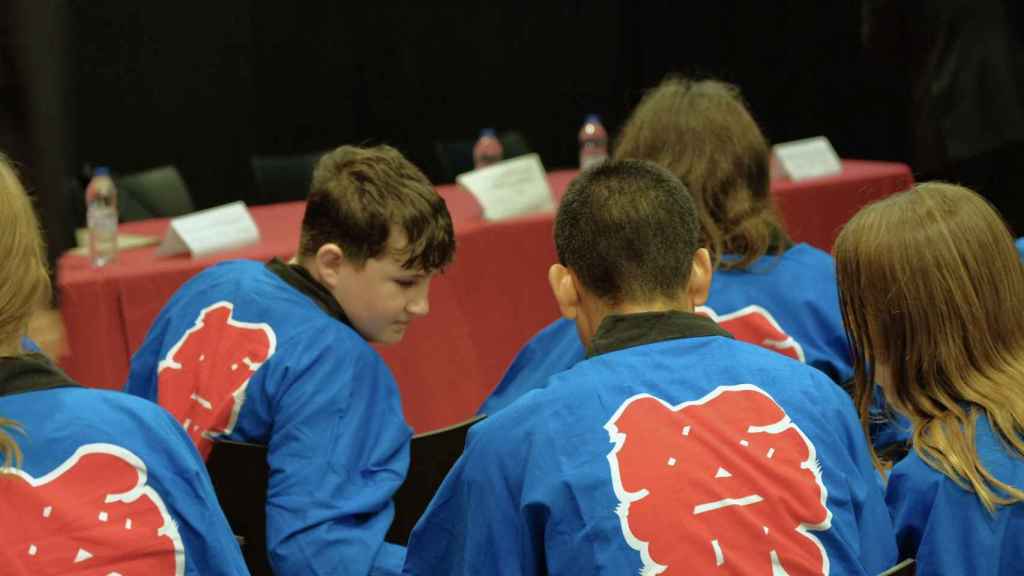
(58, 160), (911, 432)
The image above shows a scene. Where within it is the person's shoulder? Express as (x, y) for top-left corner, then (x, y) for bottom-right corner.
(776, 243), (837, 277)
(718, 243), (835, 285)
(784, 242), (833, 263)
(66, 386), (179, 420)
(706, 337), (849, 401)
(889, 448), (944, 495)
(189, 258), (266, 282)
(471, 387), (556, 449)
(537, 317), (576, 339)
(33, 387), (189, 447)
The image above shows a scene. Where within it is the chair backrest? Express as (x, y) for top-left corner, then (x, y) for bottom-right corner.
(116, 165), (195, 222)
(250, 151), (323, 205)
(385, 413), (487, 545)
(205, 414), (486, 568)
(205, 439), (272, 576)
(433, 130), (533, 183)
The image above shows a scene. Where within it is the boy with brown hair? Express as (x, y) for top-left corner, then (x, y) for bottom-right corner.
(125, 144), (455, 575)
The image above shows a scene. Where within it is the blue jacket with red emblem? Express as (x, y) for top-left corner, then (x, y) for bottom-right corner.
(0, 353), (248, 575)
(124, 259), (410, 576)
(405, 312), (897, 575)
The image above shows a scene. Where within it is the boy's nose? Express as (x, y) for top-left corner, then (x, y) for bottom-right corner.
(407, 294), (429, 317)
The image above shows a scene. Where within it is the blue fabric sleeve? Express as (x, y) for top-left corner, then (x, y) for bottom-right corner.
(149, 405), (250, 575)
(263, 334), (411, 576)
(1016, 237), (1024, 261)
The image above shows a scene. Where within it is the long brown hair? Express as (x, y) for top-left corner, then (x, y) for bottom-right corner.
(0, 152), (47, 469)
(835, 182), (1024, 512)
(0, 153), (50, 349)
(614, 76), (782, 269)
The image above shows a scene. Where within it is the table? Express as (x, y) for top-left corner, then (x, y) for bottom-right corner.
(58, 160), (912, 432)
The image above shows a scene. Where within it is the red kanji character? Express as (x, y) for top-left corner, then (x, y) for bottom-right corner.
(606, 385), (831, 575)
(698, 305), (805, 362)
(158, 302), (276, 458)
(0, 444), (183, 575)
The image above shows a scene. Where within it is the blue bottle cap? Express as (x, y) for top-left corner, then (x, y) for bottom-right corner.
(584, 114), (602, 125)
(479, 128), (497, 138)
(94, 166), (111, 177)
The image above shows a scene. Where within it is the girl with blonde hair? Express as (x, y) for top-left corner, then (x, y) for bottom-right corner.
(0, 154), (248, 574)
(834, 181), (1024, 574)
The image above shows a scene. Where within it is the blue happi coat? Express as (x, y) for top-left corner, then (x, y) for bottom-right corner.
(0, 354), (248, 575)
(406, 312), (897, 575)
(124, 259), (410, 575)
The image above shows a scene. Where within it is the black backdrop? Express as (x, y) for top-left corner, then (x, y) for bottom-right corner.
(10, 1), (910, 261)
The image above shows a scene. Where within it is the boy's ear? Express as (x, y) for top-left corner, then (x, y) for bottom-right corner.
(687, 247), (713, 307)
(313, 243), (346, 289)
(548, 264), (581, 320)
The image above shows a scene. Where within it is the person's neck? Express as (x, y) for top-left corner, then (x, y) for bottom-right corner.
(610, 301), (692, 316)
(292, 256), (321, 282)
(583, 295), (695, 336)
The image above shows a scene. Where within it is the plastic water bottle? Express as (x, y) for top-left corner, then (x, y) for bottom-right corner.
(85, 166), (119, 266)
(578, 114), (608, 170)
(473, 129), (503, 169)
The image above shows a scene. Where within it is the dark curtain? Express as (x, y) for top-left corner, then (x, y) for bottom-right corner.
(7, 0), (916, 263)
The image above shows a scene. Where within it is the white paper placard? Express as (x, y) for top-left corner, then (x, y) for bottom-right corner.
(772, 136), (842, 181)
(456, 154), (555, 221)
(156, 201), (261, 258)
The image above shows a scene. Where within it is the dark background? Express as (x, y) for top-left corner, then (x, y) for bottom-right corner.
(4, 1), (911, 265)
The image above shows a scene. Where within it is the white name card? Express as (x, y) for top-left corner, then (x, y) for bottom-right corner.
(456, 153), (555, 221)
(772, 136), (842, 181)
(156, 201), (261, 258)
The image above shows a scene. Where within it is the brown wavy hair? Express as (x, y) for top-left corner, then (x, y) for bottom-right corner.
(299, 144), (455, 272)
(614, 76), (782, 269)
(835, 182), (1024, 512)
(0, 152), (49, 468)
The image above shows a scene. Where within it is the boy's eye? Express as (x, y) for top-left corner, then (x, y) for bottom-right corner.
(396, 278), (417, 288)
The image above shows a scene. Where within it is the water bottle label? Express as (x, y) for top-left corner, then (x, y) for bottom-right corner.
(87, 205), (119, 266)
(88, 206), (118, 230)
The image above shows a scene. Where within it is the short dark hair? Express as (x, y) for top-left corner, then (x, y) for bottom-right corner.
(299, 144), (455, 271)
(554, 159), (700, 305)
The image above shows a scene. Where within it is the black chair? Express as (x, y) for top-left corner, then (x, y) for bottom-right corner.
(115, 165), (195, 222)
(206, 413), (485, 572)
(205, 440), (272, 576)
(386, 413), (486, 545)
(433, 130), (532, 183)
(250, 151), (323, 205)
